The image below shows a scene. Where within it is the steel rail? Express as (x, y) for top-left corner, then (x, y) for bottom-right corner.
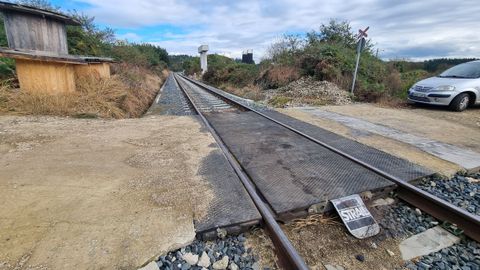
(179, 74), (480, 242)
(173, 74), (309, 270)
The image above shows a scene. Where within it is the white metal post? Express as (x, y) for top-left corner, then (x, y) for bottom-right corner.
(351, 27), (369, 95)
(351, 50), (361, 94)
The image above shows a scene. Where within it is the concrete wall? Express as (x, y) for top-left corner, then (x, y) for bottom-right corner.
(200, 52), (207, 74)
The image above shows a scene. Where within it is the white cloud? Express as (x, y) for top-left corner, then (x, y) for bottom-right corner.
(115, 32), (142, 42)
(76, 0), (480, 61)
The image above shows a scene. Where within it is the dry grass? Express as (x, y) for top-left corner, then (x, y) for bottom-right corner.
(288, 214), (340, 232)
(375, 95), (410, 108)
(0, 63), (165, 118)
(245, 227), (279, 269)
(219, 83), (265, 101)
(256, 65), (301, 89)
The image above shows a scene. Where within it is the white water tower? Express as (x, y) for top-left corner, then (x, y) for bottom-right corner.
(198, 45), (209, 74)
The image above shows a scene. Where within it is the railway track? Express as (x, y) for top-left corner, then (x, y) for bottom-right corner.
(173, 73), (480, 269)
(174, 73), (309, 270)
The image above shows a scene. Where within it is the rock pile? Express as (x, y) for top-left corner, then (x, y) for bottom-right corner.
(156, 234), (263, 270)
(266, 77), (352, 107)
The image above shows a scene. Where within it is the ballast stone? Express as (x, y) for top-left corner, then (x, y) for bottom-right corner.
(197, 251), (211, 268)
(182, 252), (198, 265)
(213, 255), (229, 270)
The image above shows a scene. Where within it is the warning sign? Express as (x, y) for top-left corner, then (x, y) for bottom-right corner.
(331, 194), (379, 239)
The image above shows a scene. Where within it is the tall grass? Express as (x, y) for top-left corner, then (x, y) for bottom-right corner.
(0, 64), (164, 118)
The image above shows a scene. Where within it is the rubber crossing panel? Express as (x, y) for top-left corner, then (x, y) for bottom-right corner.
(206, 111), (399, 214)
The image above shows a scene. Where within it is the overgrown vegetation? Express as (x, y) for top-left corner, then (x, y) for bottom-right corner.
(0, 63), (164, 118)
(179, 19), (475, 106)
(181, 54), (258, 88)
(0, 0), (169, 118)
(169, 55), (195, 72)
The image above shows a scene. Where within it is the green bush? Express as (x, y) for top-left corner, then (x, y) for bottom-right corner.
(255, 64), (300, 89)
(261, 20), (407, 102)
(401, 70), (429, 92)
(173, 20), (477, 105)
(182, 57), (201, 75)
(268, 95), (292, 107)
(0, 58), (15, 80)
(200, 55), (258, 88)
(110, 42), (168, 71)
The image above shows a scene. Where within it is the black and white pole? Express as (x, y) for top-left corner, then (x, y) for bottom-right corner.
(351, 27), (369, 95)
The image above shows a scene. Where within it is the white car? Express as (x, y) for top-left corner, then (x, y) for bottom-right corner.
(408, 60), (480, 111)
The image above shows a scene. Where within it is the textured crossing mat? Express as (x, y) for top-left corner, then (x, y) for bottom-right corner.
(260, 110), (434, 181)
(206, 111), (398, 214)
(187, 78), (431, 181)
(177, 78), (433, 217)
(195, 142), (261, 232)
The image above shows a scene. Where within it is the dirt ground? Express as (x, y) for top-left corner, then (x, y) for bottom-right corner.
(246, 212), (405, 270)
(322, 103), (480, 152)
(0, 115), (217, 269)
(278, 103), (480, 175)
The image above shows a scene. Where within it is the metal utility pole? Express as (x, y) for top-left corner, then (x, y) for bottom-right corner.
(351, 26), (369, 94)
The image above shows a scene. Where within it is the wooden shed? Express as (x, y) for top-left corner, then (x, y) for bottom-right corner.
(0, 1), (114, 94)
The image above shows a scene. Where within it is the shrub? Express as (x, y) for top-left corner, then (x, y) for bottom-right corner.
(201, 55), (258, 88)
(400, 70), (429, 92)
(384, 70), (403, 97)
(255, 65), (300, 89)
(0, 58), (15, 80)
(219, 84), (265, 101)
(268, 96), (292, 108)
(183, 57), (201, 75)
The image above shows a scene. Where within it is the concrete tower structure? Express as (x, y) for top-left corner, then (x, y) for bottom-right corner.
(198, 45), (209, 74)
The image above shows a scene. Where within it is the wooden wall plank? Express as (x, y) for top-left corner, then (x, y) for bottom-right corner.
(16, 59), (76, 94)
(3, 11), (68, 54)
(74, 63), (111, 79)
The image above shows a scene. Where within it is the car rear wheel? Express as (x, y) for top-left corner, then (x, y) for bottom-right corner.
(449, 93), (470, 112)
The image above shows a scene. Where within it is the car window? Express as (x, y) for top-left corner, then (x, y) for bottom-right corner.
(438, 62), (480, 78)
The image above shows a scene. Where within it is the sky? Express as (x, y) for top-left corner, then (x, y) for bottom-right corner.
(51, 0), (480, 61)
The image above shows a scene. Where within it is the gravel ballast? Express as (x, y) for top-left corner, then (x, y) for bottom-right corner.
(376, 171), (480, 270)
(418, 172), (480, 216)
(404, 240), (480, 270)
(156, 234), (266, 270)
(149, 74), (194, 116)
(379, 201), (480, 270)
(379, 202), (439, 238)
